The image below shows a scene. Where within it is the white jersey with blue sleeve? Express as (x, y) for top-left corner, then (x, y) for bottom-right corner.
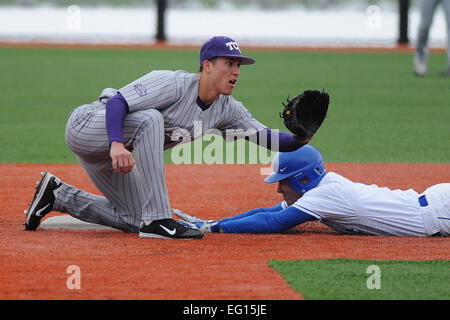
(292, 172), (431, 236)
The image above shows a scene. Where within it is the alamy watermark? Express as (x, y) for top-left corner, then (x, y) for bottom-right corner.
(66, 5), (82, 31)
(366, 265), (381, 289)
(66, 265), (81, 290)
(169, 121), (279, 175)
(366, 5), (382, 30)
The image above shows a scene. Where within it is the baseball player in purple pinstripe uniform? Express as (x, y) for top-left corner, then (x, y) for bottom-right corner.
(23, 36), (311, 239)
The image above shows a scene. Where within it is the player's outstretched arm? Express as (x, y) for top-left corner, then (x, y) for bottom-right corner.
(218, 202), (285, 224)
(173, 203), (291, 233)
(218, 206), (316, 234)
(173, 203), (285, 225)
(246, 129), (304, 152)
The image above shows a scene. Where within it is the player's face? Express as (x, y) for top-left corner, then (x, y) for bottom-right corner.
(210, 57), (241, 95)
(277, 179), (303, 206)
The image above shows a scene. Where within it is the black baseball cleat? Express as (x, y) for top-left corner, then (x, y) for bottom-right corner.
(139, 218), (204, 239)
(24, 172), (63, 231)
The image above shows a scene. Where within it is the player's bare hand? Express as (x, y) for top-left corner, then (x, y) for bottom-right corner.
(110, 142), (135, 174)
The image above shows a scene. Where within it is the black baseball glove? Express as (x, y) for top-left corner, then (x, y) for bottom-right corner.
(280, 89), (330, 142)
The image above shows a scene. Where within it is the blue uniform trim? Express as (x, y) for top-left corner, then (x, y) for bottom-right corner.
(218, 204), (316, 234)
(217, 203), (284, 225)
(418, 195), (428, 207)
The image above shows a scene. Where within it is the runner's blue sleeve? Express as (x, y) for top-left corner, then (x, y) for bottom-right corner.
(218, 203), (284, 224)
(218, 206), (316, 234)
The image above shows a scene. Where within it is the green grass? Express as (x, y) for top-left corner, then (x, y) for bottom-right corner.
(268, 259), (450, 300)
(0, 46), (449, 163)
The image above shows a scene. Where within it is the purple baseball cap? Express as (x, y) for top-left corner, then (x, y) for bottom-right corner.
(200, 36), (255, 66)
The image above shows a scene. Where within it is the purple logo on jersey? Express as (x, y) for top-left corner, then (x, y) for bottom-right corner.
(134, 84), (147, 97)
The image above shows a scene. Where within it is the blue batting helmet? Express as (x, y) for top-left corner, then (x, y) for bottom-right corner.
(264, 145), (326, 194)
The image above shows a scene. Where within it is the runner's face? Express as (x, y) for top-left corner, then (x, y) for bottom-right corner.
(277, 179), (303, 206)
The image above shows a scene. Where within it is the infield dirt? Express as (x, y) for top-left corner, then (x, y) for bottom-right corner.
(1, 163), (449, 299)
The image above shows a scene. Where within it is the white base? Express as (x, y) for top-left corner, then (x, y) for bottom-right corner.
(41, 215), (116, 231)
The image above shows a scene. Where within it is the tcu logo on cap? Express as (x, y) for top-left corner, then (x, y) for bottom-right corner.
(225, 41), (240, 51)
